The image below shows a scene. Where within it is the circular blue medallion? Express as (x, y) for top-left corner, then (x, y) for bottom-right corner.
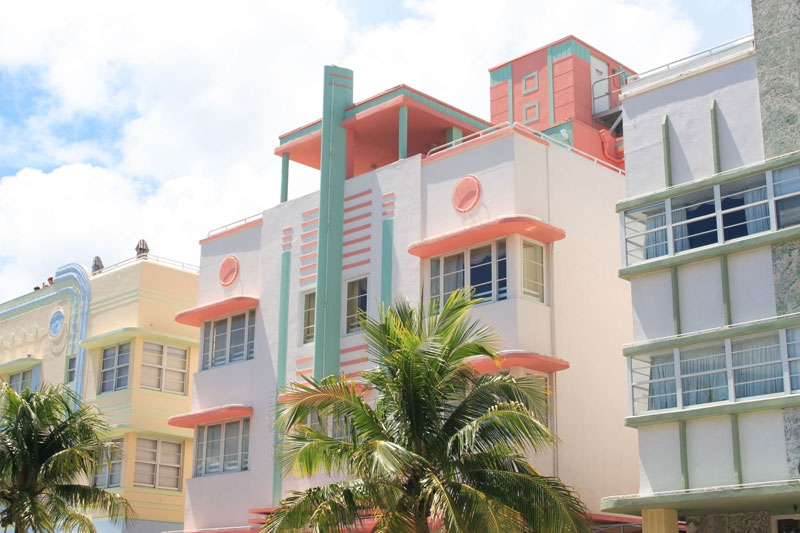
(49, 310), (64, 337)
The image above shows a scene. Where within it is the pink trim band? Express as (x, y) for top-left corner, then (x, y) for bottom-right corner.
(345, 189), (372, 202)
(344, 200), (372, 213)
(466, 351), (569, 374)
(341, 344), (367, 354)
(343, 223), (371, 236)
(175, 297), (258, 327)
(343, 258), (371, 270)
(168, 404), (253, 428)
(200, 219), (263, 245)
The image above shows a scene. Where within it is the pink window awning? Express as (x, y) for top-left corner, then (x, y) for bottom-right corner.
(175, 296), (258, 327)
(167, 404), (253, 429)
(466, 350), (569, 374)
(407, 215), (565, 258)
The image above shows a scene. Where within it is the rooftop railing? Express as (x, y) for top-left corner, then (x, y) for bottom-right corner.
(205, 213), (263, 239)
(96, 254), (199, 274)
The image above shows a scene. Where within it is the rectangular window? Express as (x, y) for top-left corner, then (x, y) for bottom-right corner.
(680, 342), (728, 407)
(522, 241), (545, 302)
(788, 327), (800, 391)
(773, 163), (800, 229)
(631, 351), (677, 415)
(141, 342), (188, 394)
(430, 240), (508, 308)
(346, 277), (368, 333)
(194, 418), (250, 477)
(720, 173), (769, 241)
(624, 202), (668, 263)
(94, 438), (123, 488)
(201, 310), (256, 371)
(302, 292), (316, 344)
(731, 332), (782, 398)
(66, 356), (77, 385)
(134, 437), (183, 490)
(672, 188), (717, 252)
(100, 342), (130, 393)
(8, 369), (32, 393)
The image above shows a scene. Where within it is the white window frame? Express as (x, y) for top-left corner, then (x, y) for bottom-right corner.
(100, 342), (130, 393)
(141, 341), (189, 394)
(66, 355), (77, 385)
(429, 239), (508, 308)
(8, 369), (32, 393)
(94, 438), (123, 488)
(344, 276), (369, 335)
(201, 310), (256, 371)
(521, 239), (545, 303)
(301, 291), (316, 344)
(620, 163), (800, 266)
(134, 437), (183, 491)
(194, 418), (250, 477)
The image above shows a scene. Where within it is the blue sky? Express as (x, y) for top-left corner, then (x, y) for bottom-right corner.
(0, 0), (755, 300)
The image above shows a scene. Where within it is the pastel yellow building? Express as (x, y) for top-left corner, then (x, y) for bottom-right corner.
(0, 245), (198, 533)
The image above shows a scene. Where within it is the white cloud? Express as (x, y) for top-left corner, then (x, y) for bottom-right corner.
(0, 0), (705, 300)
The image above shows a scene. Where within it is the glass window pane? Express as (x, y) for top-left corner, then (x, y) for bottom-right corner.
(164, 369), (186, 393)
(157, 465), (181, 490)
(496, 239), (507, 301)
(202, 322), (212, 370)
(247, 310), (256, 359)
(223, 421), (241, 472)
(303, 292), (316, 344)
(229, 314), (246, 362)
(672, 188), (717, 252)
(522, 242), (544, 302)
(731, 333), (783, 398)
(166, 348), (187, 370)
(346, 278), (368, 333)
(241, 418), (250, 471)
(140, 365), (161, 389)
(631, 352), (677, 414)
(777, 195), (800, 230)
(134, 462), (156, 487)
(680, 343), (728, 406)
(625, 203), (668, 263)
(212, 320), (228, 367)
(442, 253), (465, 302)
(195, 427), (205, 476)
(204, 425), (222, 474)
(773, 163), (800, 197)
(469, 245), (493, 301)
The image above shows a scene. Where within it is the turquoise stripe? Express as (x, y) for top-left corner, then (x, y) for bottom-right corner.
(547, 47), (555, 126)
(280, 153), (290, 203)
(398, 106), (408, 159)
(272, 249), (291, 504)
(381, 219), (393, 306)
(279, 121), (322, 145)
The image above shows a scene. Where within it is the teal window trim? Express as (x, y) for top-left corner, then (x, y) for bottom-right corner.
(522, 102), (539, 124)
(522, 71), (539, 94)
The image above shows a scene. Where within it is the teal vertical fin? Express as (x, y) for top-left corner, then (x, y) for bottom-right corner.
(381, 218), (394, 307)
(398, 105), (408, 159)
(272, 249), (292, 504)
(547, 47), (555, 126)
(662, 115), (673, 187)
(280, 153), (290, 203)
(314, 65), (353, 380)
(445, 126), (462, 144)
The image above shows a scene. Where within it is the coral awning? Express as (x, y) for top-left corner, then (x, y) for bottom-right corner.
(167, 404), (253, 429)
(175, 296), (258, 327)
(466, 351), (570, 374)
(408, 215), (565, 258)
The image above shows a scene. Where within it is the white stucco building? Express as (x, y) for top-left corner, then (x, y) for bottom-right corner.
(602, 2), (800, 530)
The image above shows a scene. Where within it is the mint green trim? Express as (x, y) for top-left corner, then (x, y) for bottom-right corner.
(620, 224), (800, 279)
(522, 101), (539, 124)
(445, 126), (462, 144)
(550, 39), (590, 62)
(662, 115), (672, 188)
(489, 63), (511, 85)
(625, 391), (800, 427)
(80, 327), (198, 349)
(280, 153), (290, 203)
(710, 99), (721, 174)
(616, 150), (800, 213)
(507, 79), (513, 125)
(522, 71), (539, 93)
(279, 121), (322, 145)
(543, 122), (573, 146)
(600, 479), (800, 515)
(731, 413), (742, 484)
(398, 105), (408, 159)
(547, 48), (555, 126)
(314, 65), (352, 380)
(381, 219), (393, 306)
(721, 255), (732, 325)
(343, 87), (489, 131)
(272, 249), (291, 504)
(671, 267), (681, 335)
(679, 420), (689, 490)
(623, 311), (800, 357)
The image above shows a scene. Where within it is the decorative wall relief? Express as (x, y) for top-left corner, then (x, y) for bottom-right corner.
(685, 511), (770, 533)
(772, 240), (800, 315)
(784, 407), (800, 479)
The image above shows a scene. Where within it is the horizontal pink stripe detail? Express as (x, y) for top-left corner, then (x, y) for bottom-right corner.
(300, 251), (317, 261)
(344, 212), (371, 225)
(382, 192), (395, 199)
(344, 234), (371, 247)
(302, 207), (319, 217)
(328, 82), (352, 89)
(299, 274), (316, 283)
(382, 200), (395, 208)
(341, 357), (368, 367)
(282, 226), (293, 233)
(282, 234), (292, 242)
(343, 258), (371, 270)
(300, 241), (318, 250)
(345, 189), (372, 202)
(343, 223), (371, 236)
(301, 229), (318, 239)
(299, 263), (317, 272)
(297, 368), (312, 375)
(301, 219), (319, 229)
(341, 344), (368, 354)
(343, 247), (370, 259)
(168, 404), (254, 428)
(344, 200), (372, 214)
(296, 356), (313, 364)
(282, 243), (292, 250)
(383, 210), (394, 216)
(330, 73), (353, 80)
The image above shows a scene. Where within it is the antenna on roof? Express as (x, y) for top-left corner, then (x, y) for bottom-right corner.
(92, 256), (104, 274)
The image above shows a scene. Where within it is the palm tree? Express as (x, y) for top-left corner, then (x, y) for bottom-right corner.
(265, 290), (589, 532)
(0, 383), (134, 532)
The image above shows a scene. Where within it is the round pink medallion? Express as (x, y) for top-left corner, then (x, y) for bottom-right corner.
(219, 255), (240, 287)
(452, 175), (482, 213)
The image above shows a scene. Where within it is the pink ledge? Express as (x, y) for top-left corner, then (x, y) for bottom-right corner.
(175, 296), (258, 327)
(168, 404), (253, 429)
(467, 351), (570, 374)
(407, 215), (565, 258)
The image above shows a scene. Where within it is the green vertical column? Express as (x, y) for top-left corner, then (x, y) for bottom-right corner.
(547, 47), (555, 126)
(280, 153), (290, 203)
(398, 105), (408, 159)
(671, 266), (682, 335)
(272, 249), (291, 504)
(662, 115), (673, 187)
(381, 219), (394, 307)
(731, 414), (743, 484)
(679, 420), (690, 490)
(721, 255), (732, 326)
(314, 65), (353, 380)
(445, 126), (462, 144)
(710, 100), (721, 174)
